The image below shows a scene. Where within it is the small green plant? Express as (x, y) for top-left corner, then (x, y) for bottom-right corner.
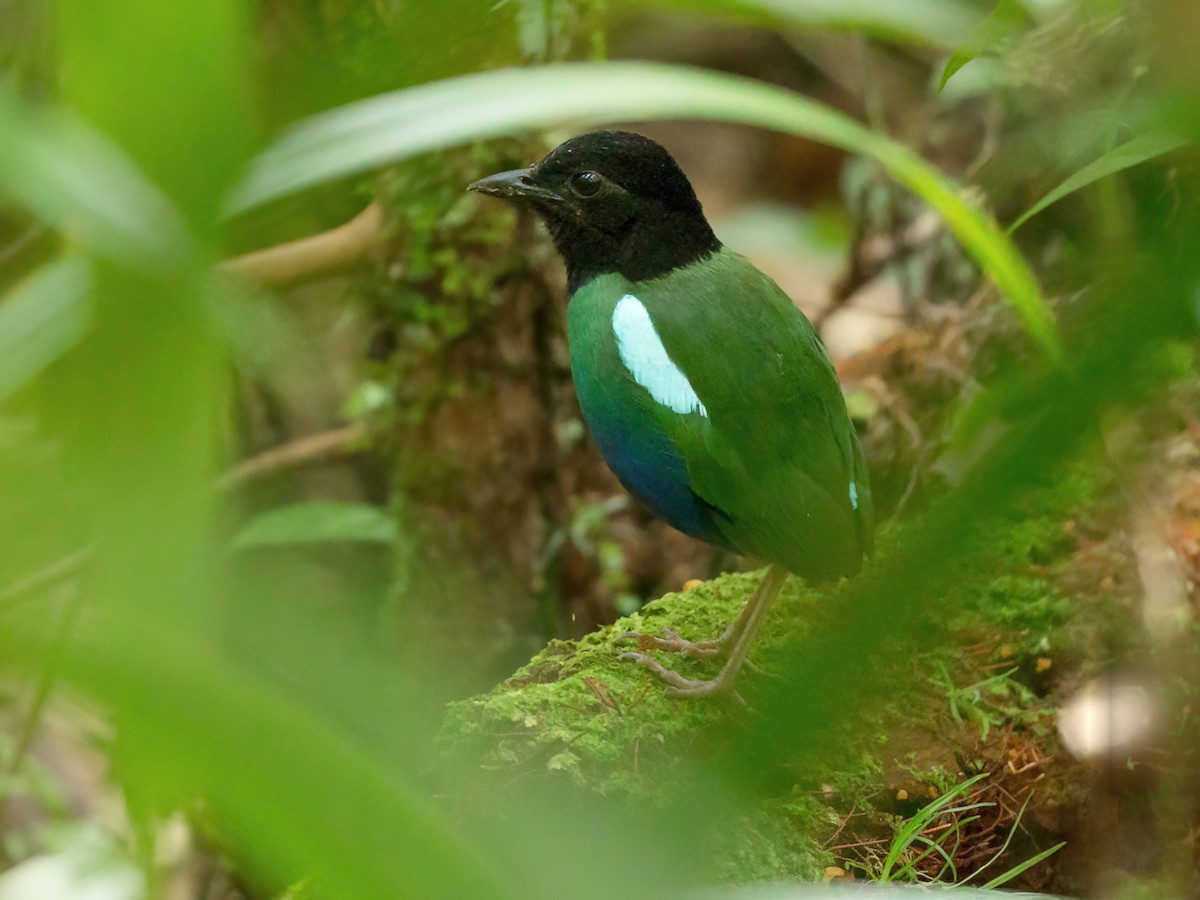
(849, 772), (1064, 888)
(930, 660), (1037, 741)
(851, 773), (991, 884)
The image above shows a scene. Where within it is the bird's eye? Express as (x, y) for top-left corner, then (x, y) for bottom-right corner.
(569, 171), (604, 199)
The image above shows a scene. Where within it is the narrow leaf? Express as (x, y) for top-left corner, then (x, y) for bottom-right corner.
(938, 0), (1032, 91)
(649, 0), (978, 48)
(0, 83), (191, 267)
(959, 789), (1035, 886)
(234, 501), (398, 550)
(229, 61), (1060, 360)
(1009, 131), (1190, 233)
(980, 840), (1067, 890)
(0, 256), (92, 403)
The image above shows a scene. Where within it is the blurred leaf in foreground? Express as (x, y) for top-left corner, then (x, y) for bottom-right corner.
(0, 83), (191, 267)
(0, 256), (91, 403)
(234, 500), (399, 550)
(647, 0), (980, 47)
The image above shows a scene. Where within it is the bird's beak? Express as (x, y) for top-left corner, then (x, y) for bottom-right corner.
(467, 167), (560, 205)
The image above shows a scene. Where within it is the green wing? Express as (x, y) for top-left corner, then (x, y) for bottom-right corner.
(639, 248), (873, 580)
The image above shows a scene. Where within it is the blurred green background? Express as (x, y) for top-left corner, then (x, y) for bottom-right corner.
(1, 0), (1199, 897)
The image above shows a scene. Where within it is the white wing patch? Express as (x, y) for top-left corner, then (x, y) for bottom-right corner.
(612, 294), (708, 417)
(849, 481), (859, 511)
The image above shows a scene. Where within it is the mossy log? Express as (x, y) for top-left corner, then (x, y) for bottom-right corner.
(442, 569), (850, 881)
(438, 457), (1122, 887)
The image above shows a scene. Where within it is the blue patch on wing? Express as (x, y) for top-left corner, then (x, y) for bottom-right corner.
(581, 408), (723, 544)
(850, 481), (859, 510)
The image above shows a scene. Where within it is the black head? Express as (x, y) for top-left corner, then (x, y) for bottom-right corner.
(468, 131), (721, 294)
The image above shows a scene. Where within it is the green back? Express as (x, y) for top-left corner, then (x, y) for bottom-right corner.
(568, 248), (873, 580)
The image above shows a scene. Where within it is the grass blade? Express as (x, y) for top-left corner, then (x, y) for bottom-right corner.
(233, 501), (399, 549)
(879, 772), (988, 879)
(980, 840), (1066, 890)
(1008, 131), (1190, 233)
(959, 786), (1033, 886)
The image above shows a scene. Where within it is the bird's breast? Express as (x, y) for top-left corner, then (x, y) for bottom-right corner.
(567, 283), (722, 543)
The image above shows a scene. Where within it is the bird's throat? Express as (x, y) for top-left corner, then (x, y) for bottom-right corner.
(557, 209), (721, 296)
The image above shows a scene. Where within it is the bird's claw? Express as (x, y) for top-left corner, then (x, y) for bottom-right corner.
(616, 628), (723, 657)
(618, 651), (741, 702)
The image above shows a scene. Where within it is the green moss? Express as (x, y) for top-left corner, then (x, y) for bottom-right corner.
(996, 518), (1076, 568)
(439, 446), (1120, 884)
(372, 143), (532, 340)
(978, 575), (1071, 631)
(441, 571), (784, 797)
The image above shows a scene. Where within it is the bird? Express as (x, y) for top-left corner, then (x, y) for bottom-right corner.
(469, 130), (873, 697)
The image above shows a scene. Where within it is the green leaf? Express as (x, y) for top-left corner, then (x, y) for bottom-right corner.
(938, 0), (1032, 91)
(0, 257), (92, 403)
(0, 82), (191, 267)
(0, 623), (514, 900)
(234, 501), (398, 550)
(1009, 131), (1190, 233)
(229, 61), (1060, 361)
(648, 0), (978, 47)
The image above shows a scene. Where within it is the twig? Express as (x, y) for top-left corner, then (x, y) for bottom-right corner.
(2, 427), (365, 603)
(822, 800), (861, 849)
(219, 203), (383, 287)
(828, 836), (890, 852)
(215, 423), (367, 490)
(0, 546), (93, 605)
(1, 426), (368, 604)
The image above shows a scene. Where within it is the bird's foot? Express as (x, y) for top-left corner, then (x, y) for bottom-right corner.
(617, 629), (768, 675)
(616, 627), (723, 657)
(618, 566), (789, 700)
(618, 652), (744, 702)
